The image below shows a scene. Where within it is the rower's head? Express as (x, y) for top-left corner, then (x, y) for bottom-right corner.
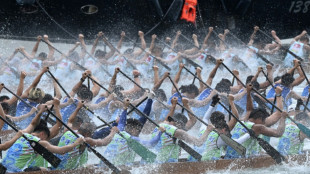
(248, 108), (269, 124)
(210, 111), (225, 124)
(78, 122), (96, 137)
(154, 89), (167, 102)
(33, 119), (50, 140)
(124, 48), (134, 55)
(40, 93), (53, 104)
(113, 85), (125, 100)
(179, 84), (199, 99)
(28, 88), (45, 103)
(246, 75), (254, 84)
(274, 76), (281, 83)
(68, 51), (80, 61)
(168, 113), (188, 130)
(215, 79), (231, 94)
(300, 35), (309, 44)
(0, 102), (10, 114)
(72, 114), (84, 129)
(37, 52), (47, 60)
(174, 44), (183, 52)
(77, 84), (93, 102)
(152, 46), (163, 57)
(94, 49), (107, 59)
(125, 118), (143, 136)
(281, 73), (294, 87)
(0, 95), (10, 102)
(295, 112), (310, 127)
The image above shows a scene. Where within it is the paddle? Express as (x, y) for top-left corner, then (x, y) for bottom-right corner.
(123, 35), (171, 71)
(218, 101), (285, 164)
(47, 70), (157, 163)
(179, 33), (200, 49)
(297, 63), (310, 111)
(221, 62), (310, 138)
(175, 102), (246, 157)
(261, 70), (276, 114)
(257, 29), (304, 61)
(155, 37), (203, 69)
(0, 163), (6, 174)
(45, 108), (122, 174)
(87, 75), (202, 161)
(226, 32), (274, 66)
(0, 114), (61, 167)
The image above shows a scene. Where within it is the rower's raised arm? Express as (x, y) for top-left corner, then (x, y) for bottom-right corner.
(21, 67), (48, 99)
(133, 31), (146, 57)
(79, 34), (87, 61)
(23, 104), (47, 133)
(291, 60), (305, 87)
(248, 26), (259, 46)
(183, 34), (199, 55)
(67, 100), (84, 128)
(149, 34), (157, 53)
(171, 30), (181, 50)
(102, 34), (116, 59)
(259, 64), (274, 89)
(43, 35), (55, 60)
(89, 74), (100, 98)
(69, 70), (90, 98)
(206, 59), (222, 87)
(183, 98), (197, 130)
(264, 87), (283, 127)
(201, 27), (213, 50)
(165, 97), (177, 122)
(6, 71), (26, 105)
(48, 98), (63, 140)
(122, 70), (142, 97)
(91, 31), (103, 55)
(294, 30), (307, 42)
(171, 63), (184, 95)
(242, 84), (254, 121)
(227, 94), (239, 130)
(30, 35), (42, 58)
(117, 31), (125, 51)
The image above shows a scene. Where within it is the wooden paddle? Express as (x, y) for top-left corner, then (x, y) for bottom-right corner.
(221, 62), (310, 141)
(218, 101), (285, 164)
(176, 102), (246, 157)
(0, 115), (61, 167)
(46, 108), (122, 174)
(88, 75), (202, 161)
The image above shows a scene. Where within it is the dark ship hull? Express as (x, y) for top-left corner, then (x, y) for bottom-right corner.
(1, 0), (310, 41)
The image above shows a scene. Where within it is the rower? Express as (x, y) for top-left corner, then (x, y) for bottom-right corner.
(225, 85), (286, 158)
(1, 100), (83, 172)
(277, 112), (310, 156)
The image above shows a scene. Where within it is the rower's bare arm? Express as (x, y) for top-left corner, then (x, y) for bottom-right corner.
(39, 137), (84, 154)
(133, 31), (146, 57)
(79, 34), (87, 60)
(69, 70), (90, 97)
(117, 31), (125, 51)
(259, 64), (274, 89)
(86, 126), (119, 146)
(189, 90), (217, 107)
(232, 88), (247, 101)
(183, 98), (196, 130)
(201, 27), (213, 49)
(253, 112), (286, 137)
(174, 124), (213, 146)
(196, 67), (204, 93)
(291, 61), (305, 87)
(31, 36), (42, 58)
(21, 67), (48, 99)
(248, 26), (259, 46)
(102, 35), (116, 59)
(0, 130), (23, 151)
(43, 35), (55, 60)
(183, 34), (199, 55)
(242, 84), (254, 121)
(294, 30), (307, 42)
(171, 63), (184, 95)
(6, 71), (26, 105)
(87, 93), (114, 110)
(206, 59), (222, 87)
(7, 107), (37, 122)
(171, 31), (181, 50)
(122, 70), (142, 97)
(48, 98), (63, 140)
(67, 42), (80, 56)
(149, 34), (157, 53)
(165, 97), (177, 122)
(91, 31), (103, 55)
(23, 105), (47, 133)
(265, 87), (283, 127)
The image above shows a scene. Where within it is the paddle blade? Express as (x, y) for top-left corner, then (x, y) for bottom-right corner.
(178, 140), (202, 161)
(88, 146), (121, 174)
(219, 134), (246, 157)
(126, 138), (157, 163)
(257, 137), (285, 164)
(296, 123), (310, 138)
(29, 140), (61, 168)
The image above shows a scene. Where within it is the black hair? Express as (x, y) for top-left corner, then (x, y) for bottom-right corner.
(40, 93), (53, 104)
(78, 122), (96, 137)
(126, 118), (143, 131)
(0, 95), (10, 102)
(274, 76), (281, 83)
(124, 48), (134, 54)
(0, 102), (10, 113)
(179, 84), (199, 96)
(94, 49), (107, 58)
(281, 73), (294, 87)
(38, 52), (47, 59)
(210, 111), (225, 125)
(246, 75), (254, 84)
(171, 113), (188, 129)
(154, 89), (167, 102)
(152, 46), (163, 57)
(33, 119), (50, 138)
(72, 114), (84, 128)
(251, 81), (260, 90)
(77, 84), (93, 101)
(249, 108), (269, 122)
(24, 167), (41, 172)
(174, 44), (183, 52)
(215, 79), (232, 93)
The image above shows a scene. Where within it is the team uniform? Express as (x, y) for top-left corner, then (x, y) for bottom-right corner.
(284, 41), (305, 67)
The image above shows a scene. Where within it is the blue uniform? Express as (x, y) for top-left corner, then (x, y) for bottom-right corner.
(15, 99), (39, 129)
